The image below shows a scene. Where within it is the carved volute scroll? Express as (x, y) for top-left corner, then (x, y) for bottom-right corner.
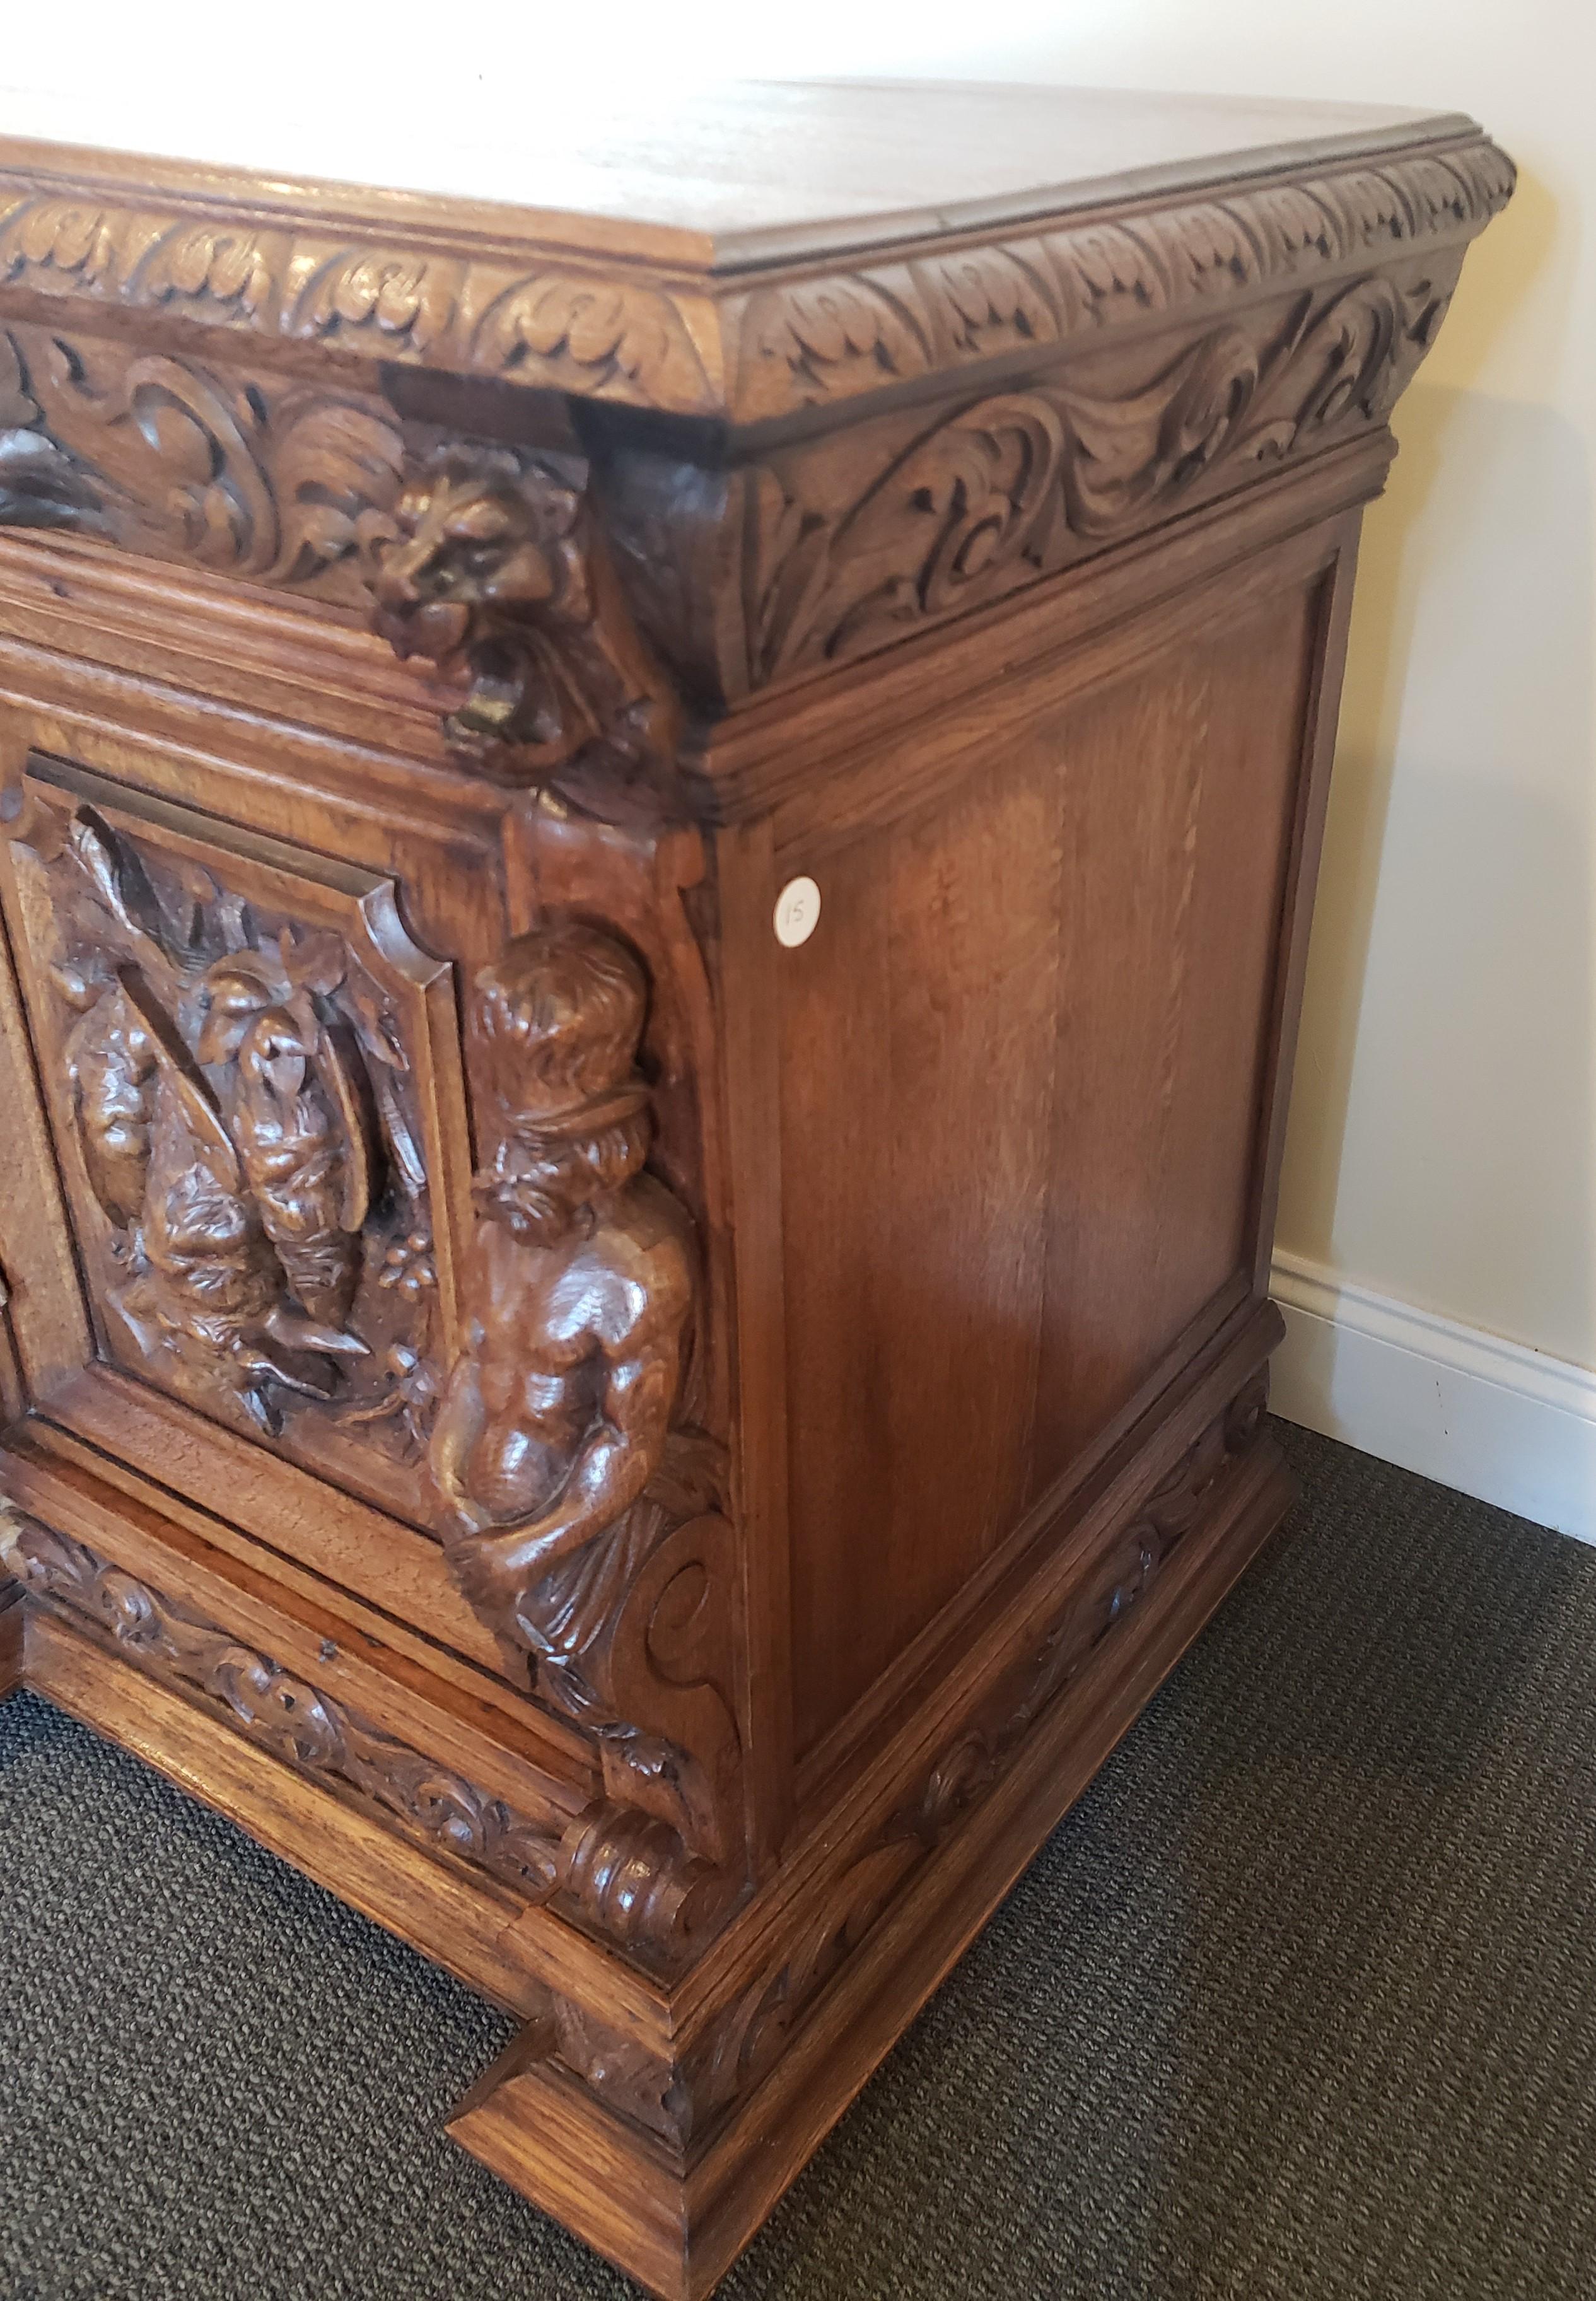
(429, 910), (743, 1922)
(367, 440), (679, 789)
(0, 757), (465, 1510)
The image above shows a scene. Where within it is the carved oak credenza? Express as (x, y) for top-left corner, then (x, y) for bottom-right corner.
(0, 83), (1510, 2298)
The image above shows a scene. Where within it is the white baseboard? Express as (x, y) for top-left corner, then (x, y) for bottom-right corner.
(1269, 1252), (1596, 1545)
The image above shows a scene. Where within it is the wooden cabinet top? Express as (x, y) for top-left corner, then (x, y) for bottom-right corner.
(0, 82), (1511, 426)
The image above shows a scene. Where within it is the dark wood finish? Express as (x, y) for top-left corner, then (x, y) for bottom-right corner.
(0, 84), (1512, 2301)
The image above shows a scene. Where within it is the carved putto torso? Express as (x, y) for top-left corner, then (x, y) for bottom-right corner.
(428, 917), (700, 1714)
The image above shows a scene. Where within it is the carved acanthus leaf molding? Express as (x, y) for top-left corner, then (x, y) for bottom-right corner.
(725, 140), (1515, 419)
(0, 318), (403, 603)
(0, 139), (1510, 419)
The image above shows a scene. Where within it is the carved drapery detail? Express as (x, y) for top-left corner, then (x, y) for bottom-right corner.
(1, 1509), (567, 1896)
(0, 320), (403, 603)
(3, 761), (451, 1468)
(366, 441), (674, 787)
(0, 139), (1510, 419)
(429, 912), (743, 1901)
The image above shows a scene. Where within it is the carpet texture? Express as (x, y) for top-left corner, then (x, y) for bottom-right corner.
(4, 1421), (1595, 2301)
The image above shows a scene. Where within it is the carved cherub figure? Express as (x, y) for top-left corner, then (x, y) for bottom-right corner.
(428, 917), (695, 1708)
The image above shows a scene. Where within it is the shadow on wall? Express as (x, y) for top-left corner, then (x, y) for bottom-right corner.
(1276, 168), (1595, 1368)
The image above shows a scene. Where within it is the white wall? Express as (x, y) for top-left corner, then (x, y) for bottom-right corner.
(4, 4), (1592, 1530)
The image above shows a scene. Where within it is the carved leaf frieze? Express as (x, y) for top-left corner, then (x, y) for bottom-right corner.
(737, 265), (1457, 684)
(0, 137), (1512, 419)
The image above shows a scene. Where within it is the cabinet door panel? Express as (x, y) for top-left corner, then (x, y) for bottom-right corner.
(0, 749), (474, 1537)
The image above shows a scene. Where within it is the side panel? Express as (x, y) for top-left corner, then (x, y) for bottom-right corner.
(776, 578), (1318, 1755)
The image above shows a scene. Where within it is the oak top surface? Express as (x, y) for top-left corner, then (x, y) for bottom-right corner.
(0, 78), (1474, 271)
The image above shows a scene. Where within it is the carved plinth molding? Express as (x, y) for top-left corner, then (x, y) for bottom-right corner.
(0, 1502), (737, 1966)
(462, 1372), (1270, 2158)
(1, 1505), (568, 1894)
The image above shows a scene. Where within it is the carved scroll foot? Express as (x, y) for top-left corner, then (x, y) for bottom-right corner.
(553, 1798), (740, 1972)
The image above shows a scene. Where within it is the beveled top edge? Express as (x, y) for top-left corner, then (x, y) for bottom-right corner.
(0, 91), (1515, 426)
(0, 83), (1480, 277)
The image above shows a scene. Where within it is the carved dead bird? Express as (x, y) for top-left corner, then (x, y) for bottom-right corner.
(57, 970), (160, 1230)
(197, 966), (375, 1334)
(112, 974), (368, 1435)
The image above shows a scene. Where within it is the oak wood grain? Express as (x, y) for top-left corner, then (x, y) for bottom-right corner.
(0, 90), (1512, 2301)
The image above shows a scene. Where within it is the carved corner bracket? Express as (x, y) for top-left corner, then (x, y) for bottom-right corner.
(366, 438), (681, 791)
(424, 904), (745, 1953)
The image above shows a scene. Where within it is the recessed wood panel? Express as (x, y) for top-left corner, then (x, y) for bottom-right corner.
(781, 586), (1315, 1753)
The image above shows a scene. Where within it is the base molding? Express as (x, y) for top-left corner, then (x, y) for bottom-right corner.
(1271, 1252), (1596, 1544)
(3, 1358), (1291, 2301)
(448, 1433), (1293, 2301)
(21, 1605), (549, 2015)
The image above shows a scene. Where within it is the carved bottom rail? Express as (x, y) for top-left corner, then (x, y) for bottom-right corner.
(0, 1503), (735, 1966)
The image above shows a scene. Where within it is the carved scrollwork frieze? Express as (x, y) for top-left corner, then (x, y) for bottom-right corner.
(1, 1503), (736, 1966)
(609, 259), (1467, 700)
(1, 1507), (568, 1896)
(0, 318), (404, 601)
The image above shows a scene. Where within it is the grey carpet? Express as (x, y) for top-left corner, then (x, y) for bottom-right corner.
(4, 1421), (1595, 2301)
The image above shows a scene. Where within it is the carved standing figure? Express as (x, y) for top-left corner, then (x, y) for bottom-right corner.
(429, 918), (697, 1716)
